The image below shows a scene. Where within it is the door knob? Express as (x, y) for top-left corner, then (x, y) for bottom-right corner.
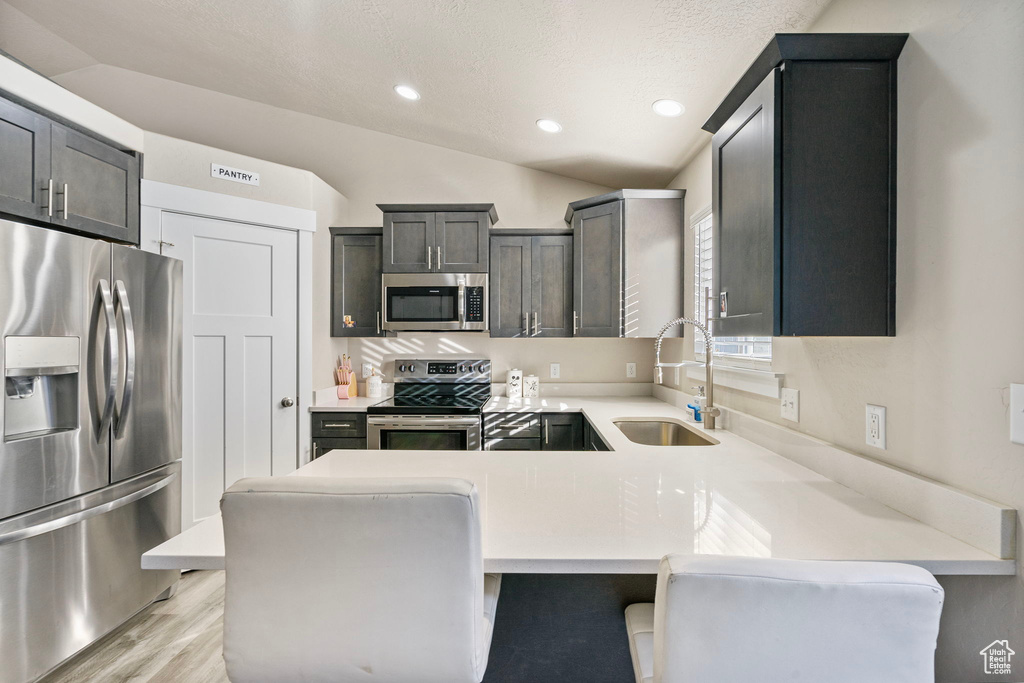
(280, 397), (295, 407)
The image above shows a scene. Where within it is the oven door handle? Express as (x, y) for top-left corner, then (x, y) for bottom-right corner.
(367, 416), (481, 428)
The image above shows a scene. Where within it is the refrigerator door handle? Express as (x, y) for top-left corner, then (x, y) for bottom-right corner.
(113, 280), (136, 438)
(0, 471), (176, 547)
(98, 279), (118, 434)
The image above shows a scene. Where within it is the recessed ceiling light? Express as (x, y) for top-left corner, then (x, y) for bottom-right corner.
(652, 99), (685, 117)
(394, 85), (421, 101)
(536, 119), (562, 133)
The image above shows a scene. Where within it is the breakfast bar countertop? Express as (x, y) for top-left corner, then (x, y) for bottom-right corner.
(145, 396), (1015, 576)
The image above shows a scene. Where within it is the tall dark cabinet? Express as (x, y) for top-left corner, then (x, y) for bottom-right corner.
(330, 227), (385, 337)
(0, 90), (141, 244)
(379, 203), (496, 273)
(706, 33), (907, 337)
(489, 229), (573, 338)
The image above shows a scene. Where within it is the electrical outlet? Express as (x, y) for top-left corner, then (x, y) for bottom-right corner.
(549, 363), (560, 379)
(626, 362), (637, 378)
(1011, 384), (1024, 445)
(780, 388), (799, 422)
(361, 362), (373, 379)
(866, 404), (887, 449)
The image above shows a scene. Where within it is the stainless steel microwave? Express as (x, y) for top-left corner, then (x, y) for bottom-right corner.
(381, 273), (488, 332)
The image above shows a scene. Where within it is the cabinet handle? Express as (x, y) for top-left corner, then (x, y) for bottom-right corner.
(436, 246), (441, 270)
(573, 311), (578, 335)
(323, 422), (355, 429)
(427, 245), (432, 270)
(313, 442), (319, 459)
(544, 419), (550, 445)
(522, 313), (529, 337)
(377, 310), (381, 335)
(533, 311), (539, 336)
(44, 179), (53, 217)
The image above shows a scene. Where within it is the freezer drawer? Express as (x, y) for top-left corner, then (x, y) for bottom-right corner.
(0, 462), (180, 683)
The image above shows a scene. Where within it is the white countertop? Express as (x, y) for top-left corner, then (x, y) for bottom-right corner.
(309, 395), (388, 412)
(145, 396), (1014, 576)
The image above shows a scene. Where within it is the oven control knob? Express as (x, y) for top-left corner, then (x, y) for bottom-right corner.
(399, 364), (407, 373)
(459, 364), (466, 372)
(409, 364), (416, 373)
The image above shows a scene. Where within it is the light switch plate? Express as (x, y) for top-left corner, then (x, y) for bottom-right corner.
(549, 363), (560, 379)
(780, 388), (799, 422)
(1011, 384), (1024, 445)
(626, 362), (637, 378)
(866, 404), (887, 449)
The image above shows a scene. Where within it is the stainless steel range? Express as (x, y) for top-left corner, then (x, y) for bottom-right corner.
(367, 359), (491, 450)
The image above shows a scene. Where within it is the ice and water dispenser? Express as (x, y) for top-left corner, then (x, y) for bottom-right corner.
(3, 336), (80, 441)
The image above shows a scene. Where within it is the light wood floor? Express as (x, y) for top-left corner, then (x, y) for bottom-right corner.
(43, 570), (229, 683)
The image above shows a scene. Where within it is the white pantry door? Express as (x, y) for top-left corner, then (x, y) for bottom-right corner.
(161, 212), (299, 528)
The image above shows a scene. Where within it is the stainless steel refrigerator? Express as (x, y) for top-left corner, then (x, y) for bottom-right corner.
(0, 219), (182, 683)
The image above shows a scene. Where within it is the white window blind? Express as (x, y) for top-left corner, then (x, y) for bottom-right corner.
(692, 210), (772, 366)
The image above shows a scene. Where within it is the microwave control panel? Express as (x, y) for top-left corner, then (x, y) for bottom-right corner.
(466, 287), (484, 322)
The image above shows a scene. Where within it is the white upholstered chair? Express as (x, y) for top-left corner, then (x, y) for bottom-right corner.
(625, 555), (944, 683)
(220, 477), (500, 683)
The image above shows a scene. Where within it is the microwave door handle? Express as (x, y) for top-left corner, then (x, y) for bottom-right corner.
(97, 279), (119, 434)
(458, 282), (466, 329)
(113, 280), (137, 438)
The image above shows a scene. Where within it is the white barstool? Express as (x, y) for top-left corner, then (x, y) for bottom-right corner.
(220, 477), (500, 683)
(625, 555), (944, 683)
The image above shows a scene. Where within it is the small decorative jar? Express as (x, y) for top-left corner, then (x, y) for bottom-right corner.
(506, 368), (523, 398)
(366, 368), (383, 398)
(523, 375), (540, 398)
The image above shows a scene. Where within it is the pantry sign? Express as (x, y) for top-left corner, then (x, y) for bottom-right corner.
(211, 163), (260, 186)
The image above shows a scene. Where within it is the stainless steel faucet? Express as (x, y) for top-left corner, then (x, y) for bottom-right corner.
(654, 287), (720, 429)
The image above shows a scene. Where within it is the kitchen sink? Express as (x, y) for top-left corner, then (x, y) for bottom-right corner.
(613, 419), (718, 447)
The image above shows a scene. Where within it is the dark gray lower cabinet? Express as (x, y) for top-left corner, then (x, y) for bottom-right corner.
(484, 412), (586, 451)
(311, 412), (367, 458)
(489, 232), (573, 338)
(331, 228), (384, 337)
(584, 419), (611, 451)
(541, 414), (584, 451)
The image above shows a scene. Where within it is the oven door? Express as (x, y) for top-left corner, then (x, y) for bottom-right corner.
(381, 273), (487, 332)
(367, 415), (482, 451)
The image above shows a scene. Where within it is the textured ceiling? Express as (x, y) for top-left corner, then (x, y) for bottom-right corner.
(1, 0), (831, 187)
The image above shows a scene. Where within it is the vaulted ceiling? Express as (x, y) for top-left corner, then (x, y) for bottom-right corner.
(1, 0), (831, 187)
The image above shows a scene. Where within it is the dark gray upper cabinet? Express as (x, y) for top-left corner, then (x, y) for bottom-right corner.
(330, 228), (384, 337)
(436, 212), (489, 272)
(572, 201), (623, 337)
(489, 235), (532, 337)
(706, 33), (907, 337)
(51, 125), (140, 244)
(0, 98), (50, 222)
(379, 203), (496, 273)
(0, 92), (141, 244)
(489, 230), (573, 338)
(382, 211), (435, 273)
(566, 190), (684, 338)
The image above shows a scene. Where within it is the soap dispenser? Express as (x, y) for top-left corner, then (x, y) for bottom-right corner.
(687, 385), (706, 423)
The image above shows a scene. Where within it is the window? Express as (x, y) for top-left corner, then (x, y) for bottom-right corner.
(692, 209), (772, 367)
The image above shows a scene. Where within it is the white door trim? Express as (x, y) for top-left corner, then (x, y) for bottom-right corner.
(140, 179), (315, 477)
